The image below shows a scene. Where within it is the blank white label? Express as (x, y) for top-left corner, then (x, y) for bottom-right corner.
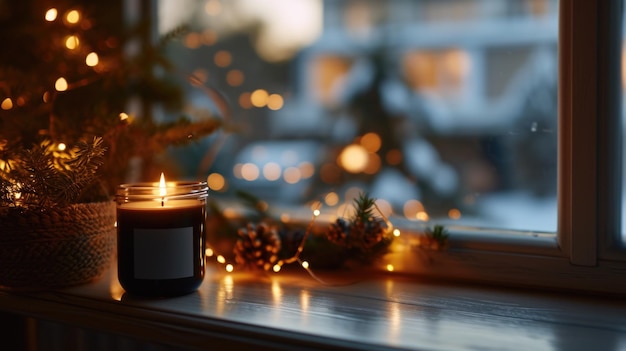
(133, 227), (194, 279)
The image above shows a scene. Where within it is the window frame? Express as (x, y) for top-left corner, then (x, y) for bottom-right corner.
(379, 0), (626, 296)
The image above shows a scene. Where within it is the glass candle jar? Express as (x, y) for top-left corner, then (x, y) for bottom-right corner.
(115, 180), (208, 297)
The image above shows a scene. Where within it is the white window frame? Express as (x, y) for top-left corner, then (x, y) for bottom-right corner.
(382, 0), (626, 295)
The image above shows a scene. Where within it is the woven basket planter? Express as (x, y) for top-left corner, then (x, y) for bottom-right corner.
(0, 201), (116, 290)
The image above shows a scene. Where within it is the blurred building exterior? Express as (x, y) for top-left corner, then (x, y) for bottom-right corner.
(160, 0), (559, 232)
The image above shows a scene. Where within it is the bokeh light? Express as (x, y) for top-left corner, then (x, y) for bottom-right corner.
(239, 92), (253, 109)
(65, 35), (80, 49)
(251, 89), (269, 108)
(386, 149), (403, 166)
(65, 10), (80, 24)
(226, 70), (244, 86)
(360, 132), (381, 153)
(208, 173), (226, 191)
(241, 163), (260, 181)
(283, 166), (301, 184)
(324, 192), (339, 206)
(338, 144), (368, 173)
(45, 8), (58, 22)
(267, 94), (284, 110)
(448, 208), (462, 220)
(214, 50), (232, 67)
(375, 199), (393, 218)
(403, 199), (424, 220)
(364, 152), (381, 175)
(55, 77), (68, 91)
(299, 162), (315, 179)
(86, 52), (99, 66)
(263, 162), (282, 181)
(1, 98), (13, 110)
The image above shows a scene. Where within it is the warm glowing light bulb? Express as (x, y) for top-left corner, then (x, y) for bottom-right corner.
(226, 264), (234, 273)
(159, 173), (166, 197)
(273, 264), (281, 273)
(119, 112), (129, 121)
(1, 98), (13, 110)
(65, 35), (79, 49)
(55, 77), (68, 91)
(301, 261), (309, 269)
(217, 255), (226, 264)
(386, 264), (395, 272)
(45, 8), (58, 21)
(205, 248), (214, 257)
(66, 10), (80, 24)
(393, 229), (401, 237)
(57, 143), (66, 151)
(313, 209), (320, 217)
(86, 52), (99, 66)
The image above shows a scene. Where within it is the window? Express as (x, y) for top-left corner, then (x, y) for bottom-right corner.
(155, 0), (626, 295)
(158, 0), (559, 231)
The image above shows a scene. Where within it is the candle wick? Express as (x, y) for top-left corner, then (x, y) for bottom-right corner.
(161, 198), (164, 207)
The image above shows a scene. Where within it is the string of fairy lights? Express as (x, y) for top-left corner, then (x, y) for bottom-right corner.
(204, 198), (402, 282)
(2, 8), (93, 110)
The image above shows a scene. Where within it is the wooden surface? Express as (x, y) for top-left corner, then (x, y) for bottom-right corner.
(2, 263), (626, 351)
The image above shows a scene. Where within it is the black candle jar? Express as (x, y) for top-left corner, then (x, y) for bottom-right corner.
(115, 179), (208, 297)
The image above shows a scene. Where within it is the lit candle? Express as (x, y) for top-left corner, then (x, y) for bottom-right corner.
(115, 173), (209, 297)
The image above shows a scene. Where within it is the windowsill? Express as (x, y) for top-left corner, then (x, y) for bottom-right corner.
(2, 262), (626, 350)
(211, 205), (624, 295)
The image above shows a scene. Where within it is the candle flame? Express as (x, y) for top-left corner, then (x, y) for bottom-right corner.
(159, 173), (167, 197)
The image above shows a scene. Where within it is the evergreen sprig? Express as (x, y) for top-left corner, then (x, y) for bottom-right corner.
(424, 224), (449, 250)
(0, 137), (107, 210)
(353, 192), (377, 224)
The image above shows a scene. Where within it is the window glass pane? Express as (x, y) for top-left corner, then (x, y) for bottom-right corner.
(157, 0), (558, 233)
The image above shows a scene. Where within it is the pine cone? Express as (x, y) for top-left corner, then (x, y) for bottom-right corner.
(234, 222), (281, 271)
(327, 217), (349, 246)
(327, 217), (387, 250)
(324, 193), (392, 265)
(352, 218), (387, 250)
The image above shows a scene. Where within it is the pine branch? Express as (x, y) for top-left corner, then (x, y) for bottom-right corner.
(18, 143), (60, 209)
(0, 137), (107, 210)
(62, 137), (107, 205)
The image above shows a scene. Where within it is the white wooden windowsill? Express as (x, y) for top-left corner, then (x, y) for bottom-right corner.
(1, 262), (626, 351)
